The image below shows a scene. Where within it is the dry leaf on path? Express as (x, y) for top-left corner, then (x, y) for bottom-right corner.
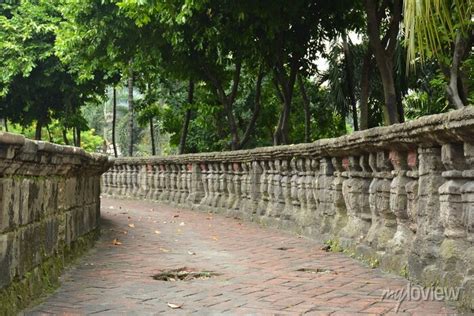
(179, 222), (185, 226)
(128, 223), (135, 228)
(167, 303), (182, 309)
(212, 236), (218, 241)
(112, 239), (122, 245)
(188, 251), (196, 255)
(173, 214), (180, 218)
(154, 230), (161, 234)
(160, 248), (170, 253)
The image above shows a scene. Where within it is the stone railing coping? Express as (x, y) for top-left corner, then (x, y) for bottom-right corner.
(0, 132), (111, 176)
(111, 106), (474, 166)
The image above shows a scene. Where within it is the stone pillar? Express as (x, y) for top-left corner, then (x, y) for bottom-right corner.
(460, 142), (474, 310)
(218, 163), (227, 209)
(200, 163), (209, 206)
(366, 151), (395, 251)
(225, 163), (235, 210)
(340, 155), (372, 247)
(249, 160), (262, 217)
(267, 159), (284, 218)
(315, 157), (336, 234)
(187, 163), (203, 205)
(273, 159), (285, 220)
(409, 146), (444, 283)
(151, 164), (160, 200)
(287, 158), (298, 222)
(179, 164), (187, 204)
(160, 164), (170, 202)
(257, 161), (268, 217)
(214, 162), (222, 208)
(438, 143), (470, 291)
(232, 163), (242, 211)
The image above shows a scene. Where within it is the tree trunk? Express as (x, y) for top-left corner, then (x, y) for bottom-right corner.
(75, 127), (81, 147)
(204, 60), (242, 151)
(72, 127), (76, 146)
(342, 34), (358, 131)
(297, 74), (311, 142)
(446, 32), (470, 109)
(149, 117), (156, 155)
(360, 49), (371, 130)
(128, 66), (134, 156)
(112, 86), (118, 157)
(364, 0), (402, 125)
(379, 68), (399, 124)
(62, 129), (69, 145)
(46, 124), (53, 142)
(179, 79), (194, 154)
(240, 67), (264, 148)
(273, 60), (298, 145)
(35, 121), (42, 140)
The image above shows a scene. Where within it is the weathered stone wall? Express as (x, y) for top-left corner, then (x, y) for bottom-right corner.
(103, 107), (474, 311)
(0, 133), (110, 314)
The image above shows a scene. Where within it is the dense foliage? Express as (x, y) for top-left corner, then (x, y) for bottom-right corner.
(0, 0), (472, 155)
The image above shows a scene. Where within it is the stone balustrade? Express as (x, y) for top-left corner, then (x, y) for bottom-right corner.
(0, 133), (110, 314)
(102, 107), (474, 310)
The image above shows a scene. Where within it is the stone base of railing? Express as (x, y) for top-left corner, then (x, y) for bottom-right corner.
(102, 107), (474, 312)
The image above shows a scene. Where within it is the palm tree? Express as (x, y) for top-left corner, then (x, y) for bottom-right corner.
(403, 0), (473, 108)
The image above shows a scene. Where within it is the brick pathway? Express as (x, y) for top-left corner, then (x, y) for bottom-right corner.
(25, 198), (458, 315)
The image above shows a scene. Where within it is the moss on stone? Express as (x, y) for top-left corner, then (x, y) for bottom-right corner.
(0, 228), (99, 316)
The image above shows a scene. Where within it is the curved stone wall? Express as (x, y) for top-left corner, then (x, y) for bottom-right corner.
(0, 133), (110, 314)
(102, 107), (474, 311)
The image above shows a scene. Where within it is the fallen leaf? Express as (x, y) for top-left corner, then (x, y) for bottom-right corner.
(128, 223), (135, 228)
(206, 216), (212, 220)
(128, 216), (131, 219)
(160, 248), (170, 253)
(212, 236), (218, 241)
(188, 251), (196, 255)
(123, 231), (128, 235)
(167, 303), (182, 309)
(177, 229), (182, 233)
(179, 222), (185, 226)
(154, 230), (161, 234)
(173, 214), (180, 218)
(112, 239), (122, 245)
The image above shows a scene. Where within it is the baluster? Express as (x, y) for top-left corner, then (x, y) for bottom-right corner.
(366, 151), (394, 251)
(340, 155), (372, 246)
(212, 163), (220, 208)
(218, 163), (227, 209)
(257, 161), (269, 217)
(241, 162), (250, 213)
(284, 158), (297, 221)
(152, 164), (160, 200)
(187, 163), (203, 205)
(316, 157), (336, 233)
(232, 163), (242, 211)
(296, 158), (307, 227)
(161, 164), (171, 201)
(437, 143), (469, 292)
(225, 163), (235, 210)
(265, 160), (275, 218)
(410, 146), (444, 280)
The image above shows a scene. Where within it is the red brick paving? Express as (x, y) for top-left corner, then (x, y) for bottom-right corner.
(24, 198), (458, 315)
